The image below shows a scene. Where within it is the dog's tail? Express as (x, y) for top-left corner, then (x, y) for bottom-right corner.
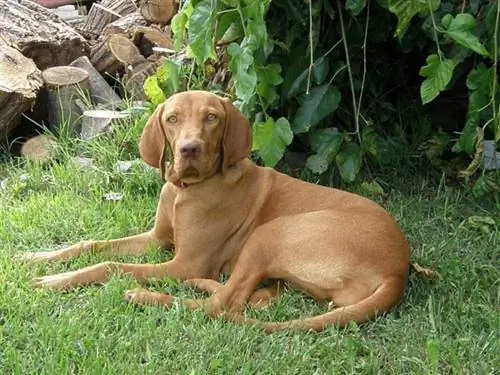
(225, 276), (406, 333)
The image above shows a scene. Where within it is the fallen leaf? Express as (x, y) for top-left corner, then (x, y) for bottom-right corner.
(466, 216), (496, 233)
(411, 263), (439, 278)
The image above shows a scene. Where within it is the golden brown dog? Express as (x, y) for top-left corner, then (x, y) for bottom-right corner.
(18, 90), (410, 332)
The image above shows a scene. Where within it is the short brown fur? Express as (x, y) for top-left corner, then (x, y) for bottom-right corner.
(18, 91), (410, 332)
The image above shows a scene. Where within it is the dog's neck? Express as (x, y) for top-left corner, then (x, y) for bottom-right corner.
(172, 179), (188, 189)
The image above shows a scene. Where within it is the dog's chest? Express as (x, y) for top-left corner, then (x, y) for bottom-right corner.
(171, 189), (255, 261)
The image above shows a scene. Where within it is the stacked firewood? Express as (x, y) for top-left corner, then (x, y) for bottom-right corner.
(0, 0), (177, 141)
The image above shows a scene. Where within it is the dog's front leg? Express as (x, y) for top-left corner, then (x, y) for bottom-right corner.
(32, 259), (189, 291)
(15, 231), (167, 263)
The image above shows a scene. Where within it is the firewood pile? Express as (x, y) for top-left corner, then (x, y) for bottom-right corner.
(0, 0), (178, 144)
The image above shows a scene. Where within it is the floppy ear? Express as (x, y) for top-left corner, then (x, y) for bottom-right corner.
(139, 104), (167, 178)
(221, 97), (251, 172)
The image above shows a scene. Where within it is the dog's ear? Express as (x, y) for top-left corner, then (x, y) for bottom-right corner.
(221, 97), (251, 172)
(139, 104), (167, 178)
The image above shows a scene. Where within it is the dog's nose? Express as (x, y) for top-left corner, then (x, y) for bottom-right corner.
(179, 141), (202, 158)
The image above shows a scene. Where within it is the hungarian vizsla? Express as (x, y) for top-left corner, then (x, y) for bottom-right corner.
(18, 90), (410, 332)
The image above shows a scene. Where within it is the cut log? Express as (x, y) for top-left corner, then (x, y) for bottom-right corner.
(42, 66), (91, 134)
(90, 34), (145, 76)
(133, 26), (173, 57)
(70, 56), (122, 107)
(0, 0), (89, 70)
(31, 0), (93, 9)
(123, 58), (163, 100)
(0, 46), (44, 138)
(81, 110), (129, 139)
(102, 12), (149, 37)
(81, 0), (137, 38)
(67, 17), (88, 36)
(20, 134), (57, 162)
(139, 0), (177, 25)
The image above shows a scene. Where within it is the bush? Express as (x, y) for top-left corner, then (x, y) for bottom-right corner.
(145, 0), (499, 196)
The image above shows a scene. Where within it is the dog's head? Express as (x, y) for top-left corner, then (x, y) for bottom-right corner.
(139, 91), (251, 186)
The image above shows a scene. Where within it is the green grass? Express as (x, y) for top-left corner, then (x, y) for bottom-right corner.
(0, 120), (498, 374)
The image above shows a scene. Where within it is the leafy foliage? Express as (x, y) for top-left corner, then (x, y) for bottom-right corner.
(419, 54), (456, 104)
(441, 14), (489, 57)
(144, 0), (499, 195)
(336, 142), (362, 182)
(306, 128), (344, 174)
(378, 0), (440, 39)
(292, 85), (341, 134)
(252, 117), (293, 167)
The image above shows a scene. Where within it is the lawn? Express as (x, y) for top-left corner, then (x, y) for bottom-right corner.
(0, 120), (498, 374)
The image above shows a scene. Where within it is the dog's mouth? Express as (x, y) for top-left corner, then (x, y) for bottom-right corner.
(165, 145), (221, 186)
(165, 159), (204, 186)
(179, 166), (200, 179)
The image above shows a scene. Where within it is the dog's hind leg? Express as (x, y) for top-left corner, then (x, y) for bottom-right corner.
(184, 278), (282, 309)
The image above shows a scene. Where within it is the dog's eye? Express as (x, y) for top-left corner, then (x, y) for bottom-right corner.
(207, 113), (217, 121)
(167, 115), (177, 123)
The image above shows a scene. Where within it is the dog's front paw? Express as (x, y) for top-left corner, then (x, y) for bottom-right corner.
(124, 288), (173, 308)
(14, 250), (62, 263)
(32, 271), (79, 290)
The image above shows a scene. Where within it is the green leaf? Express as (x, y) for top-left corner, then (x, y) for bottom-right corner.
(485, 2), (500, 59)
(156, 60), (181, 97)
(346, 0), (367, 16)
(282, 56), (331, 99)
(221, 0), (239, 7)
(170, 12), (188, 51)
(227, 43), (257, 102)
(216, 14), (243, 44)
(143, 76), (166, 105)
(377, 0), (440, 39)
(243, 2), (270, 51)
(309, 127), (343, 154)
(458, 127), (484, 178)
(360, 181), (387, 197)
(454, 122), (478, 155)
(306, 128), (344, 174)
(312, 56), (330, 85)
(466, 64), (493, 90)
(441, 13), (489, 57)
(252, 117), (293, 167)
(305, 155), (330, 175)
(471, 173), (500, 199)
(256, 64), (283, 108)
(283, 69), (308, 100)
(361, 126), (384, 161)
(419, 54), (456, 104)
(336, 142), (362, 182)
(187, 0), (217, 64)
(456, 64), (495, 154)
(292, 85), (341, 134)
